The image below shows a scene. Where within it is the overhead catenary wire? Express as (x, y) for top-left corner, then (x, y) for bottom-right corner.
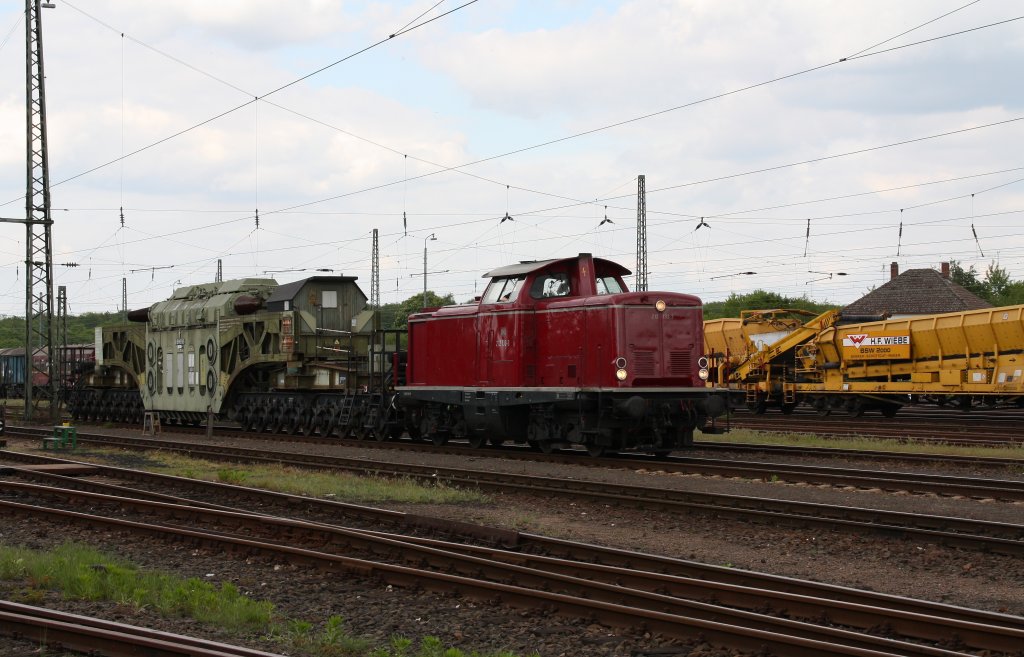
(10, 5), (1024, 310)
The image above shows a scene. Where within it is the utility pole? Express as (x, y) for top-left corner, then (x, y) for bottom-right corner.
(24, 0), (57, 420)
(635, 174), (648, 292)
(121, 277), (127, 320)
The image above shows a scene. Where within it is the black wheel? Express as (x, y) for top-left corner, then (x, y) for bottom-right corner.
(586, 443), (606, 457)
(780, 403), (797, 415)
(432, 432), (449, 446)
(845, 398), (865, 418)
(468, 434), (487, 449)
(880, 404), (899, 418)
(746, 400), (767, 415)
(653, 449), (672, 457)
(813, 397), (832, 417)
(489, 437), (504, 447)
(536, 441), (555, 454)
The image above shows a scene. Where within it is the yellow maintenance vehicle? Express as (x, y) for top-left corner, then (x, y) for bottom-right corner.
(705, 305), (1024, 416)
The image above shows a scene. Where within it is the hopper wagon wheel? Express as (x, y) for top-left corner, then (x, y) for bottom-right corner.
(322, 416), (338, 438)
(536, 440), (556, 454)
(746, 399), (767, 415)
(431, 432), (449, 446)
(586, 443), (606, 458)
(468, 433), (487, 449)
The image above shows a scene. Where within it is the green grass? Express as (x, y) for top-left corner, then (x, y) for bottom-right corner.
(59, 448), (490, 505)
(702, 427), (1024, 460)
(0, 541), (534, 657)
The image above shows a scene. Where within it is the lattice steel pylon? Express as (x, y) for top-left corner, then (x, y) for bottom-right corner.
(370, 229), (380, 308)
(23, 0), (57, 421)
(635, 174), (648, 292)
(55, 285), (67, 407)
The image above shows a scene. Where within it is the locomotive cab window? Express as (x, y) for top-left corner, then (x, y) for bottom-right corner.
(481, 275), (526, 304)
(596, 276), (624, 295)
(530, 272), (571, 299)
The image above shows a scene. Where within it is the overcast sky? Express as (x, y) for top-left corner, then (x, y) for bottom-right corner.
(1, 0), (1022, 315)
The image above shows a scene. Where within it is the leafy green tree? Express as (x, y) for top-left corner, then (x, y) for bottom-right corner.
(377, 291), (456, 329)
(949, 260), (1022, 306)
(702, 289), (835, 320)
(0, 311), (124, 348)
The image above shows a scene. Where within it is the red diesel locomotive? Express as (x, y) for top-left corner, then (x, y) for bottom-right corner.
(395, 253), (727, 455)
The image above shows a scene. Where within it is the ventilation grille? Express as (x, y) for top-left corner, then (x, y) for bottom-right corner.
(633, 350), (655, 376)
(669, 350), (692, 376)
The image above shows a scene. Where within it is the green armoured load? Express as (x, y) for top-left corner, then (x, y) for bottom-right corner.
(72, 276), (404, 435)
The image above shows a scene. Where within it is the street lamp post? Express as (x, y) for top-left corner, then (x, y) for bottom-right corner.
(423, 233), (436, 308)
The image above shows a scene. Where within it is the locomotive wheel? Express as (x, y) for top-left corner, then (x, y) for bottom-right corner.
(468, 434), (487, 449)
(536, 441), (555, 454)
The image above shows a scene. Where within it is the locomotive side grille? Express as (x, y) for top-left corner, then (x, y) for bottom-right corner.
(633, 350), (655, 376)
(669, 350), (692, 376)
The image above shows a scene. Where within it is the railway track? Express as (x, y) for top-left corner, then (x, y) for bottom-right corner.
(1, 459), (1021, 656)
(3, 430), (1024, 556)
(0, 599), (284, 657)
(9, 424), (1024, 500)
(729, 407), (1024, 445)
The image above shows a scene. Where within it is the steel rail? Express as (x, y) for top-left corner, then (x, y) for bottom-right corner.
(0, 600), (285, 657)
(693, 441), (1024, 468)
(3, 433), (1023, 553)
(0, 482), (1002, 657)
(2, 452), (1021, 638)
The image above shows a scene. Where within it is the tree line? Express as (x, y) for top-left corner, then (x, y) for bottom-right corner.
(2, 264), (1019, 348)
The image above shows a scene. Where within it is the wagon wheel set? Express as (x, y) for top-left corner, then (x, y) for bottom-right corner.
(232, 392), (398, 441)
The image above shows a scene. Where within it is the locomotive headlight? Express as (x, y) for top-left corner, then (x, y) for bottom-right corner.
(698, 368), (710, 380)
(698, 356), (709, 369)
(616, 368), (628, 381)
(655, 299), (667, 312)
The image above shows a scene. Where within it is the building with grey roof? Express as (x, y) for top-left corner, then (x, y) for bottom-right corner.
(843, 262), (992, 319)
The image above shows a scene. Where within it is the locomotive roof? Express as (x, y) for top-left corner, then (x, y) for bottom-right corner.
(483, 256), (631, 278)
(266, 275), (364, 305)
